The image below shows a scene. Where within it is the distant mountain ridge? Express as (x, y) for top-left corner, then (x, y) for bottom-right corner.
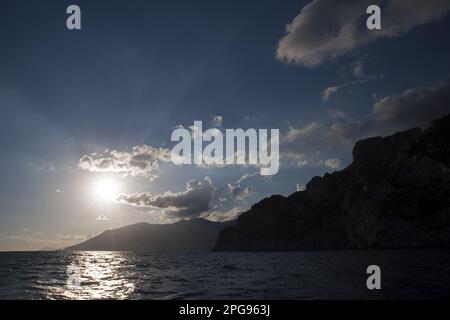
(214, 114), (450, 251)
(66, 218), (233, 252)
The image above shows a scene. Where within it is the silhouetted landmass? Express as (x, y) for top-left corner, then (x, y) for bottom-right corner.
(214, 114), (450, 251)
(38, 247), (57, 251)
(66, 218), (233, 252)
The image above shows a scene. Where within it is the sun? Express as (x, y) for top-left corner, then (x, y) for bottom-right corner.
(93, 177), (121, 202)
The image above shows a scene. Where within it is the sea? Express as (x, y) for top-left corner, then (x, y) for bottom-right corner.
(0, 250), (449, 300)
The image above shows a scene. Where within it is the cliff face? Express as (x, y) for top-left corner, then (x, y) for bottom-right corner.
(214, 114), (450, 251)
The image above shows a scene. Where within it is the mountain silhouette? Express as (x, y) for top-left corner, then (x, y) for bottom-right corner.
(214, 114), (450, 251)
(66, 218), (233, 252)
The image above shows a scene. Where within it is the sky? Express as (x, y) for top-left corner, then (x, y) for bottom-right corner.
(1, 0), (450, 250)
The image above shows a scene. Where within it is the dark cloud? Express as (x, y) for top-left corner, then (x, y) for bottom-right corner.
(373, 78), (450, 128)
(118, 173), (256, 220)
(118, 177), (215, 219)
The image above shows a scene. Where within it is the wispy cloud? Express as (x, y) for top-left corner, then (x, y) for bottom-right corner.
(322, 86), (340, 102)
(320, 158), (342, 170)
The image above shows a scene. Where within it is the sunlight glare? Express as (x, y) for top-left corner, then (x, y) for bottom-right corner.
(93, 177), (121, 202)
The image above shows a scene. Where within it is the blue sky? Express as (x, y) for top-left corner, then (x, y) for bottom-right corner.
(1, 0), (450, 250)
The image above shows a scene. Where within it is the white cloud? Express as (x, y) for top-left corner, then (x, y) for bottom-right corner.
(57, 234), (87, 241)
(285, 122), (322, 142)
(276, 0), (450, 67)
(322, 158), (342, 170)
(79, 145), (171, 180)
(227, 183), (253, 201)
(202, 207), (242, 222)
(296, 183), (306, 191)
(282, 152), (309, 168)
(322, 86), (340, 102)
(236, 172), (258, 184)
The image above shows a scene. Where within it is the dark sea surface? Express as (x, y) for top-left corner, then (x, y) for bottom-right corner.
(0, 250), (449, 299)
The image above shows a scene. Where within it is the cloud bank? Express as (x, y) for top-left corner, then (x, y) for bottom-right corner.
(118, 173), (255, 221)
(118, 176), (215, 219)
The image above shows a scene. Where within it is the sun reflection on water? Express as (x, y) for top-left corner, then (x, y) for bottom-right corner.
(47, 252), (136, 300)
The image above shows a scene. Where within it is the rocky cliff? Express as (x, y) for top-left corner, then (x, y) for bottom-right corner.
(214, 114), (450, 251)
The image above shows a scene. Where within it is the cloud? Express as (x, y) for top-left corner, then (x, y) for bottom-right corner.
(236, 172), (258, 184)
(326, 116), (376, 145)
(321, 158), (342, 170)
(282, 152), (309, 168)
(282, 121), (330, 167)
(212, 115), (223, 127)
(276, 0), (450, 67)
(322, 86), (340, 102)
(321, 56), (383, 102)
(118, 177), (215, 219)
(323, 78), (450, 145)
(54, 189), (64, 194)
(328, 108), (347, 120)
(280, 110), (372, 169)
(96, 215), (110, 221)
(227, 183), (253, 201)
(57, 234), (87, 241)
(118, 173), (255, 221)
(373, 78), (450, 128)
(79, 145), (171, 180)
(287, 77), (450, 158)
(296, 183), (306, 191)
(201, 207), (242, 222)
(285, 122), (322, 142)
(351, 59), (365, 78)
